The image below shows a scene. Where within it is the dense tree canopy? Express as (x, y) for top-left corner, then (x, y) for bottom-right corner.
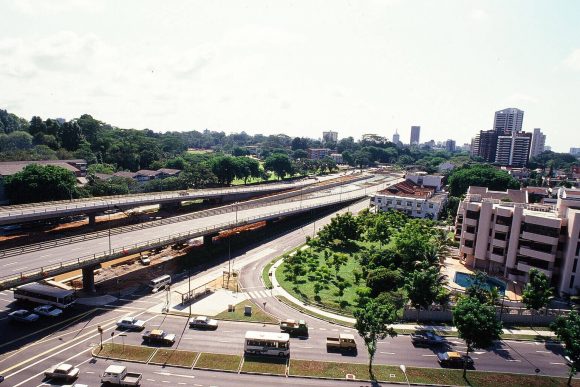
(5, 164), (78, 204)
(448, 164), (520, 196)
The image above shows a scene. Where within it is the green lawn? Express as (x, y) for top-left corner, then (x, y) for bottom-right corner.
(276, 295), (354, 327)
(149, 349), (198, 368)
(194, 352), (242, 371)
(242, 356), (287, 375)
(276, 247), (363, 315)
(214, 300), (278, 324)
(92, 343), (155, 363)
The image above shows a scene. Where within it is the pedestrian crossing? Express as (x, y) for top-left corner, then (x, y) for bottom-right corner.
(246, 289), (270, 299)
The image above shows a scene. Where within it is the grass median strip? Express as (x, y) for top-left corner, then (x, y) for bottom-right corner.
(214, 300), (278, 324)
(92, 343), (156, 363)
(149, 349), (198, 368)
(241, 356), (287, 375)
(194, 352), (242, 371)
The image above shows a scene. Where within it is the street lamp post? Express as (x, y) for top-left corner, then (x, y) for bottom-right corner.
(107, 202), (112, 255)
(400, 364), (410, 387)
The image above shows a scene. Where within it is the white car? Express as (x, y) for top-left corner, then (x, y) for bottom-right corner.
(44, 363), (80, 381)
(9, 309), (40, 323)
(116, 316), (146, 331)
(34, 305), (63, 317)
(189, 315), (218, 330)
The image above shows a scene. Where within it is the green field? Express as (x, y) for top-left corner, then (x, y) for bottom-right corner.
(149, 349), (198, 367)
(241, 356), (287, 375)
(276, 246), (363, 315)
(214, 300), (278, 324)
(194, 353), (242, 371)
(92, 343), (155, 363)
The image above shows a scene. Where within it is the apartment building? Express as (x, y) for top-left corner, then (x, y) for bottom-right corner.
(307, 148), (332, 160)
(455, 186), (580, 295)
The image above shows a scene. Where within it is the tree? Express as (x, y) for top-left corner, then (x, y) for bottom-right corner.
(354, 298), (398, 378)
(264, 153), (293, 180)
(210, 155), (238, 185)
(366, 267), (402, 296)
(464, 271), (493, 304)
(4, 164), (78, 204)
(552, 311), (580, 385)
(453, 296), (503, 377)
(180, 163), (217, 188)
(317, 212), (361, 249)
(405, 266), (445, 321)
(448, 164), (520, 197)
(522, 268), (553, 326)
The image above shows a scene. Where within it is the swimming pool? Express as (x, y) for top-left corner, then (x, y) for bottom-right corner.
(453, 272), (506, 295)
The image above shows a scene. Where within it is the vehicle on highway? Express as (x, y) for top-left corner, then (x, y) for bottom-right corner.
(436, 351), (474, 369)
(280, 319), (308, 336)
(410, 330), (444, 347)
(116, 317), (146, 331)
(14, 282), (76, 309)
(62, 384), (88, 387)
(326, 333), (357, 353)
(139, 254), (150, 265)
(44, 363), (80, 382)
(8, 309), (40, 323)
(34, 304), (63, 317)
(148, 274), (171, 293)
(101, 365), (142, 386)
(0, 375), (4, 383)
(189, 315), (218, 330)
(244, 331), (290, 357)
(142, 329), (176, 345)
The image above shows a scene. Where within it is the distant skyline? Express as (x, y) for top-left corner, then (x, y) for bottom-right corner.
(1, 0), (579, 151)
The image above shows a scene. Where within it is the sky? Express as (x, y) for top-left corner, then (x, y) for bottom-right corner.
(0, 0), (579, 152)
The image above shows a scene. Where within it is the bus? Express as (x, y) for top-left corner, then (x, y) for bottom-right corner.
(14, 283), (76, 309)
(149, 275), (171, 293)
(244, 331), (290, 357)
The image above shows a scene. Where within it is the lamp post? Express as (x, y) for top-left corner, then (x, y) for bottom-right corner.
(399, 364), (410, 387)
(107, 202), (112, 255)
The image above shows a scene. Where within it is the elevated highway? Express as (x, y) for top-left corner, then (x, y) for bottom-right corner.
(0, 173), (402, 291)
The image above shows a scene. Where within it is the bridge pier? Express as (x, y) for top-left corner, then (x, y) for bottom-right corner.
(82, 265), (98, 293)
(88, 214), (96, 226)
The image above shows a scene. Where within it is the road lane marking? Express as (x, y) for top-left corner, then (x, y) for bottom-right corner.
(536, 350), (552, 354)
(506, 359), (522, 362)
(380, 352), (396, 355)
(422, 354), (437, 357)
(155, 372), (196, 379)
(551, 362), (566, 365)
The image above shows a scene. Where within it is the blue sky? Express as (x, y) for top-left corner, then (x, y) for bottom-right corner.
(0, 0), (579, 151)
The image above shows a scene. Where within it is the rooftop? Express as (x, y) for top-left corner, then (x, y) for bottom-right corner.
(377, 180), (435, 199)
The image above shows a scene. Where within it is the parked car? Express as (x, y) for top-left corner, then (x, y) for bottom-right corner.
(142, 329), (176, 346)
(34, 305), (63, 317)
(9, 309), (40, 323)
(189, 316), (218, 330)
(410, 330), (444, 347)
(139, 255), (150, 265)
(437, 351), (474, 369)
(44, 363), (80, 382)
(116, 317), (146, 331)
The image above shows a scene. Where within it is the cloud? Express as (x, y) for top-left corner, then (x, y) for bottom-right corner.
(6, 0), (103, 15)
(505, 93), (539, 105)
(470, 9), (488, 20)
(563, 48), (580, 71)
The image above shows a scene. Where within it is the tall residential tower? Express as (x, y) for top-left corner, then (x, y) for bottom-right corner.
(410, 126), (420, 145)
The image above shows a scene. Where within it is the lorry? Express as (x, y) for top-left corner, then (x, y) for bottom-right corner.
(142, 329), (176, 345)
(100, 365), (142, 386)
(326, 333), (357, 352)
(44, 363), (80, 382)
(279, 319), (308, 336)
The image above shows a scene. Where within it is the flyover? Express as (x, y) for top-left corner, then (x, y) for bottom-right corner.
(0, 173), (402, 291)
(0, 175), (341, 226)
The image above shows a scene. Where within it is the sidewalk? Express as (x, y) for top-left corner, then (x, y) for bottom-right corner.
(270, 257), (556, 337)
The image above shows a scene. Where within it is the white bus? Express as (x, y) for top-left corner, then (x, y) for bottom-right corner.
(148, 275), (171, 293)
(14, 283), (76, 309)
(244, 331), (290, 357)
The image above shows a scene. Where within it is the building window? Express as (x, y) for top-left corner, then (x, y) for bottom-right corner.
(466, 210), (479, 219)
(495, 232), (507, 241)
(496, 215), (512, 226)
(407, 202), (412, 207)
(492, 247), (504, 256)
(429, 203), (434, 208)
(396, 200), (401, 205)
(570, 275), (576, 289)
(573, 259), (578, 274)
(521, 223), (559, 238)
(466, 226), (476, 234)
(576, 242), (580, 257)
(464, 240), (474, 248)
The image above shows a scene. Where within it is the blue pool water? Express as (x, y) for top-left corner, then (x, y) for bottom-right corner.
(453, 272), (506, 295)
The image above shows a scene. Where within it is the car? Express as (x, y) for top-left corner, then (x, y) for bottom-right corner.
(188, 316), (218, 330)
(9, 309), (40, 323)
(34, 305), (63, 317)
(0, 375), (4, 383)
(44, 363), (80, 381)
(410, 330), (444, 347)
(139, 255), (151, 265)
(116, 317), (146, 331)
(142, 329), (176, 345)
(436, 351), (474, 369)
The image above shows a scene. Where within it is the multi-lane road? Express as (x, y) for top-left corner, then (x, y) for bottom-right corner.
(0, 196), (574, 386)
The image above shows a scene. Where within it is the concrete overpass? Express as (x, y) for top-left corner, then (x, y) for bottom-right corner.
(0, 177), (332, 226)
(0, 174), (402, 291)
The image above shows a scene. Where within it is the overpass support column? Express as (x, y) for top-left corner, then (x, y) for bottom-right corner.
(82, 265), (97, 293)
(88, 214), (96, 226)
(203, 233), (219, 246)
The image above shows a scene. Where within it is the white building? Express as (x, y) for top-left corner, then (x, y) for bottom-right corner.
(322, 131), (338, 143)
(406, 172), (444, 191)
(530, 128), (546, 158)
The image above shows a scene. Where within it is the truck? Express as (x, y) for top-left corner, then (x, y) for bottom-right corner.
(279, 319), (308, 336)
(326, 333), (357, 352)
(100, 365), (142, 386)
(142, 329), (176, 345)
(44, 363), (80, 382)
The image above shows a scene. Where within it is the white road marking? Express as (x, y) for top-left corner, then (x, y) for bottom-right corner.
(155, 372), (196, 379)
(506, 359), (522, 362)
(551, 362), (566, 365)
(535, 350), (552, 354)
(422, 354), (437, 357)
(380, 352), (396, 355)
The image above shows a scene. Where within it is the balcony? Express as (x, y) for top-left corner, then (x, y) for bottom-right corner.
(491, 238), (507, 249)
(462, 231), (475, 241)
(516, 261), (552, 277)
(521, 231), (558, 246)
(494, 224), (509, 233)
(464, 218), (478, 227)
(519, 247), (555, 263)
(490, 252), (505, 263)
